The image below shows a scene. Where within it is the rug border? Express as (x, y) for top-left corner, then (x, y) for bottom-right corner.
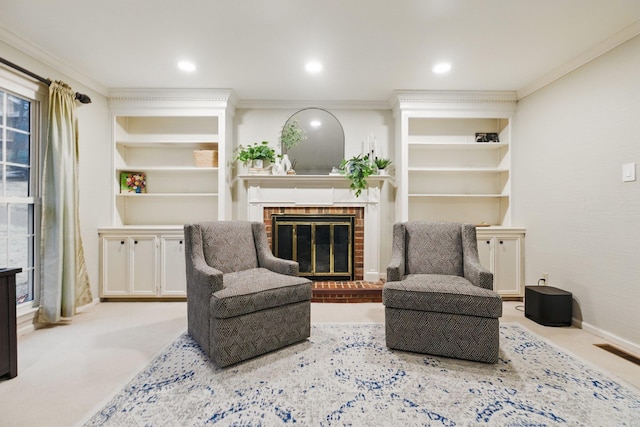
(75, 329), (188, 427)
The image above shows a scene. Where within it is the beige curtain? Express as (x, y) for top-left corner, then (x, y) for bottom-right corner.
(39, 81), (92, 324)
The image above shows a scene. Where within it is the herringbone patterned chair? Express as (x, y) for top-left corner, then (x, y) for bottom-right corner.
(383, 221), (502, 363)
(184, 221), (312, 367)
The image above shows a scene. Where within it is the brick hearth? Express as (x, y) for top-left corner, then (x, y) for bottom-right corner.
(311, 280), (383, 303)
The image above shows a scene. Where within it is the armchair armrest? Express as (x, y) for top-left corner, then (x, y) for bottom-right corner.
(252, 222), (300, 277)
(461, 223), (493, 289)
(187, 260), (224, 296)
(387, 222), (406, 282)
(464, 257), (493, 290)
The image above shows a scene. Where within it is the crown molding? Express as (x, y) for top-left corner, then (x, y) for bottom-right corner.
(0, 26), (108, 96)
(389, 90), (517, 114)
(107, 88), (238, 111)
(236, 99), (390, 110)
(517, 20), (640, 100)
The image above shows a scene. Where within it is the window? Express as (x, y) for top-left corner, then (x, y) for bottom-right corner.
(0, 77), (42, 307)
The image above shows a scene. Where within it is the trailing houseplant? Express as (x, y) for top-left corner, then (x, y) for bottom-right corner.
(339, 154), (376, 197)
(234, 141), (276, 167)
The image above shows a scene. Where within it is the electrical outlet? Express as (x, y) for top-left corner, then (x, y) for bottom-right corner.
(542, 273), (549, 283)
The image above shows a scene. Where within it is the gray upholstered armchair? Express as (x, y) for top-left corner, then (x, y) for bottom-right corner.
(184, 221), (312, 367)
(383, 221), (502, 363)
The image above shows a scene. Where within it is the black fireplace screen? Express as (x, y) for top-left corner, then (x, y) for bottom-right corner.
(272, 214), (354, 280)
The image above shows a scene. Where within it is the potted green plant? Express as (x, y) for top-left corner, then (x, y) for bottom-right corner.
(234, 141), (276, 169)
(339, 154), (376, 197)
(374, 157), (392, 175)
(280, 119), (307, 150)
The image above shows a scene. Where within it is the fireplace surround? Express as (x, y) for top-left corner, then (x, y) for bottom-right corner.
(240, 174), (389, 282)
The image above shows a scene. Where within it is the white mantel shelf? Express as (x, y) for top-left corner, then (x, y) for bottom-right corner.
(239, 173), (391, 282)
(238, 174), (392, 184)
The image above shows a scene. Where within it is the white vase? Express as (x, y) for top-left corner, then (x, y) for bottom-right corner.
(282, 154), (292, 173)
(272, 158), (285, 175)
(252, 159), (264, 169)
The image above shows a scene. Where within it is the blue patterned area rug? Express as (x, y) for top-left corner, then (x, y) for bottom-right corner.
(85, 323), (640, 426)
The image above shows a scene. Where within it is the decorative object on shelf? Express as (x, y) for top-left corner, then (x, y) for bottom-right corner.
(193, 149), (218, 167)
(281, 154), (292, 173)
(280, 119), (307, 150)
(234, 141), (276, 173)
(339, 154), (376, 197)
(271, 157), (285, 175)
(475, 132), (500, 143)
(120, 172), (146, 193)
(374, 157), (392, 175)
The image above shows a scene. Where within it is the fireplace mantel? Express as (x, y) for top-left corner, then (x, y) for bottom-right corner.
(239, 174), (391, 282)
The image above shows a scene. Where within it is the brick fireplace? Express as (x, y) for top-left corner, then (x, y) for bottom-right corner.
(263, 206), (365, 280)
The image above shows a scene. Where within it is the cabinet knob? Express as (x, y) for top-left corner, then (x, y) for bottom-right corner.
(499, 240), (504, 244)
(179, 240), (183, 244)
(134, 240), (138, 244)
(120, 240), (125, 245)
(486, 240), (490, 244)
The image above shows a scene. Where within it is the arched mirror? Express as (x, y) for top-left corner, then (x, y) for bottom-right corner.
(281, 108), (345, 175)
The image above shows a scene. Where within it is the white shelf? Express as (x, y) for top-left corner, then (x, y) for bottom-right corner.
(408, 141), (509, 150)
(116, 134), (219, 148)
(116, 193), (218, 197)
(408, 167), (509, 173)
(409, 193), (508, 198)
(116, 166), (218, 172)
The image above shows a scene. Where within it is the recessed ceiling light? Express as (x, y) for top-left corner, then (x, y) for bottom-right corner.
(305, 61), (323, 74)
(178, 60), (196, 72)
(432, 62), (452, 74)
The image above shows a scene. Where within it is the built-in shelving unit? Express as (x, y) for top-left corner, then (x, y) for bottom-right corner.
(113, 115), (221, 226)
(99, 89), (236, 299)
(392, 92), (516, 226)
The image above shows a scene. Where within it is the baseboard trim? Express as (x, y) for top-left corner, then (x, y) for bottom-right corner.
(573, 318), (640, 359)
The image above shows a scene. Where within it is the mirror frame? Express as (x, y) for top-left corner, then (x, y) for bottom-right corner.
(281, 108), (345, 175)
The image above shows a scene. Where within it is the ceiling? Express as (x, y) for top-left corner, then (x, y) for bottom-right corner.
(1, 0), (640, 102)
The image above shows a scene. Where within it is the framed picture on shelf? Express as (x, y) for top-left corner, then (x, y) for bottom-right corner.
(120, 172), (146, 193)
(475, 132), (500, 143)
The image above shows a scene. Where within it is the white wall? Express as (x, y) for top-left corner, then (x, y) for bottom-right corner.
(233, 107), (396, 275)
(514, 35), (640, 353)
(0, 41), (110, 302)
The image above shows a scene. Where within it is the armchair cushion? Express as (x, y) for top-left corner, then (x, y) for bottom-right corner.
(384, 275), (502, 318)
(213, 268), (312, 318)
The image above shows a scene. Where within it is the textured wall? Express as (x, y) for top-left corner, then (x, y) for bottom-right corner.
(514, 35), (640, 353)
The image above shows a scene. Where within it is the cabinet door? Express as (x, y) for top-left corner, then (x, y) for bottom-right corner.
(130, 236), (158, 296)
(160, 235), (187, 297)
(101, 236), (130, 296)
(477, 237), (493, 272)
(493, 237), (521, 296)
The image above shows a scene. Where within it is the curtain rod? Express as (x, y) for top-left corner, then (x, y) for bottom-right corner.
(0, 57), (92, 104)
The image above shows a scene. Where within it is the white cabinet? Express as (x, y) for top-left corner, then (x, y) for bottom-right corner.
(159, 235), (186, 297)
(99, 229), (186, 298)
(476, 228), (525, 298)
(100, 234), (158, 297)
